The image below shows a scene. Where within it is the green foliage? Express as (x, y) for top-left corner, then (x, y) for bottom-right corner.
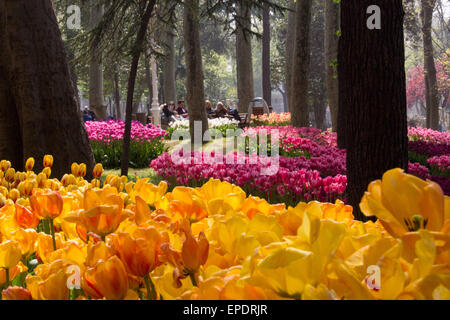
(91, 139), (167, 169)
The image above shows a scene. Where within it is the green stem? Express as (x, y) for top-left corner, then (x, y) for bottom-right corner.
(189, 273), (198, 287)
(49, 218), (56, 251)
(143, 274), (156, 300)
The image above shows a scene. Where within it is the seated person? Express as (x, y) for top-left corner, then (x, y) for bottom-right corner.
(82, 107), (93, 122)
(205, 100), (215, 117)
(214, 102), (229, 118)
(225, 104), (241, 122)
(176, 100), (188, 118)
(162, 103), (179, 124)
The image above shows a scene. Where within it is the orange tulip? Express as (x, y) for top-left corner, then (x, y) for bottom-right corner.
(110, 227), (166, 277)
(1, 286), (32, 300)
(14, 204), (40, 229)
(26, 259), (71, 300)
(25, 157), (35, 171)
(181, 222), (209, 274)
(86, 241), (115, 267)
(65, 188), (132, 239)
(43, 155), (53, 168)
(11, 228), (38, 258)
(30, 189), (63, 220)
(83, 255), (129, 300)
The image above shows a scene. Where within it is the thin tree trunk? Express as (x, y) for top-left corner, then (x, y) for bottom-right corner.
(162, 9), (177, 104)
(236, 0), (254, 113)
(121, 0), (156, 176)
(262, 3), (271, 106)
(0, 0), (95, 177)
(325, 0), (339, 132)
(285, 1), (296, 113)
(89, 0), (107, 120)
(184, 0), (209, 142)
(114, 69), (121, 120)
(421, 0), (440, 130)
(339, 1), (408, 220)
(291, 0), (312, 127)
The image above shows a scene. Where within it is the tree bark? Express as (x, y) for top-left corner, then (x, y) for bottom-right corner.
(184, 0), (209, 141)
(89, 0), (107, 120)
(162, 10), (177, 104)
(121, 0), (156, 176)
(114, 68), (122, 120)
(0, 0), (95, 178)
(235, 0), (255, 113)
(262, 3), (271, 107)
(325, 0), (340, 132)
(291, 0), (312, 127)
(285, 1), (296, 113)
(339, 1), (408, 220)
(421, 0), (440, 130)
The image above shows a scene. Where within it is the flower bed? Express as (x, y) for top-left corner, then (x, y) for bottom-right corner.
(85, 120), (167, 169)
(151, 152), (346, 205)
(167, 118), (239, 138)
(0, 157), (448, 300)
(250, 112), (291, 126)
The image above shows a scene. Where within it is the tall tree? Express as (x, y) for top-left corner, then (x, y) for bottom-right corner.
(421, 0), (440, 129)
(339, 1), (408, 219)
(113, 67), (122, 120)
(184, 0), (209, 141)
(235, 0), (255, 112)
(162, 4), (177, 104)
(291, 0), (312, 127)
(325, 0), (339, 131)
(0, 0), (95, 177)
(88, 0), (107, 120)
(262, 3), (271, 106)
(121, 0), (156, 176)
(285, 0), (296, 112)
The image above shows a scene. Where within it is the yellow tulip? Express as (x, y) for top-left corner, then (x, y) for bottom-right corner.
(25, 157), (35, 171)
(92, 163), (103, 179)
(42, 167), (51, 178)
(43, 155), (54, 168)
(26, 259), (71, 300)
(5, 168), (15, 183)
(360, 168), (447, 237)
(0, 160), (11, 172)
(0, 240), (22, 269)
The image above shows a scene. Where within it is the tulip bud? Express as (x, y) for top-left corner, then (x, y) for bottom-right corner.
(92, 163), (104, 179)
(0, 160), (11, 172)
(36, 172), (47, 188)
(25, 157), (35, 171)
(78, 163), (87, 178)
(5, 168), (15, 183)
(8, 189), (20, 202)
(43, 155), (54, 168)
(71, 163), (79, 176)
(42, 167), (51, 178)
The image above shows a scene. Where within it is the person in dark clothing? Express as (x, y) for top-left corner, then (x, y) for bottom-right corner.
(82, 108), (93, 122)
(215, 102), (228, 118)
(176, 100), (188, 117)
(205, 100), (215, 117)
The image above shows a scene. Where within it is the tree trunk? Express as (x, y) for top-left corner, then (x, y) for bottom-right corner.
(0, 0), (95, 178)
(235, 1), (254, 113)
(121, 0), (156, 176)
(262, 3), (271, 107)
(421, 0), (440, 130)
(162, 11), (177, 104)
(291, 0), (312, 127)
(184, 0), (209, 141)
(339, 1), (408, 220)
(114, 69), (122, 120)
(285, 1), (296, 113)
(325, 0), (339, 132)
(88, 0), (107, 120)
